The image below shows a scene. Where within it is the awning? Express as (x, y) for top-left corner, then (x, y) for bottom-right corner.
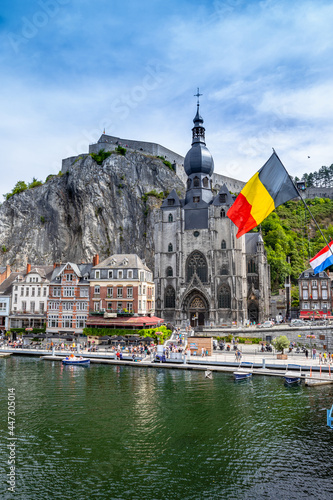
(299, 310), (332, 319)
(86, 315), (164, 329)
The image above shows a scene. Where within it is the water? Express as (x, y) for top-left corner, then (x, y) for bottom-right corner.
(0, 356), (333, 500)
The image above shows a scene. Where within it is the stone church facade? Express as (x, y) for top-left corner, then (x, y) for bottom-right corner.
(154, 104), (271, 327)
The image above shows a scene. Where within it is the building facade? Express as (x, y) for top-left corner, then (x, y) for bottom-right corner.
(154, 104), (271, 327)
(88, 254), (155, 316)
(46, 262), (92, 335)
(298, 268), (332, 319)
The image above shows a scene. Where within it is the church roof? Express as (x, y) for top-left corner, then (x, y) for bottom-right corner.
(184, 104), (214, 177)
(212, 184), (234, 206)
(161, 189), (182, 209)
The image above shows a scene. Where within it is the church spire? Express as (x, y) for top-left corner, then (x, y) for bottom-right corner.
(192, 88), (205, 145)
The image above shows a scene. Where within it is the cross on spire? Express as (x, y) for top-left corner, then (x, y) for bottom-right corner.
(194, 87), (203, 107)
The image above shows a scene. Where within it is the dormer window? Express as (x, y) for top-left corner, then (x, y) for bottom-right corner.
(111, 259), (116, 266)
(168, 199), (175, 206)
(95, 271), (100, 279)
(118, 270), (123, 279)
(108, 270), (113, 279)
(193, 196), (200, 203)
(219, 193), (226, 203)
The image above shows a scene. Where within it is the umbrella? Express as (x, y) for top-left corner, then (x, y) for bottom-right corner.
(99, 335), (111, 340)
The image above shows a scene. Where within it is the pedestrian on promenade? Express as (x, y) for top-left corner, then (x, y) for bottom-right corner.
(201, 347), (205, 357)
(323, 352), (327, 363)
(319, 352), (323, 364)
(312, 348), (316, 360)
(305, 349), (308, 359)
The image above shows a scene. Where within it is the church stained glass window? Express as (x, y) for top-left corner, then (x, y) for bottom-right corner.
(168, 243), (173, 252)
(165, 286), (175, 308)
(186, 251), (208, 283)
(218, 284), (231, 308)
(168, 213), (173, 222)
(221, 239), (226, 249)
(220, 208), (226, 218)
(166, 266), (173, 277)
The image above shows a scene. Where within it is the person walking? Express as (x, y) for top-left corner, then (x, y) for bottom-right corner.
(312, 348), (316, 360)
(305, 349), (308, 359)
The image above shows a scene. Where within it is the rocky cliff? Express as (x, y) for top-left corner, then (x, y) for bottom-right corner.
(0, 151), (185, 270)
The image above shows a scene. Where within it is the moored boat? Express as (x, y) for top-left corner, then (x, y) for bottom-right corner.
(284, 365), (302, 385)
(62, 355), (90, 365)
(234, 362), (253, 380)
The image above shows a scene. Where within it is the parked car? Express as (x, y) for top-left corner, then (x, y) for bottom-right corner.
(289, 319), (307, 327)
(258, 321), (274, 328)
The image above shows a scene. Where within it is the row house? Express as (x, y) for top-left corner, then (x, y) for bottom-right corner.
(0, 272), (21, 332)
(46, 262), (93, 335)
(298, 268), (332, 319)
(9, 265), (54, 329)
(88, 254), (155, 316)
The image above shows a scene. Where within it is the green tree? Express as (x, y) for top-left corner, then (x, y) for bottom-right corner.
(272, 335), (290, 354)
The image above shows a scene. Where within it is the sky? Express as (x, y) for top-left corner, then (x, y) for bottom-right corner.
(1, 0), (333, 198)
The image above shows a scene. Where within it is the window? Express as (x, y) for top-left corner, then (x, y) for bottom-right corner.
(94, 302), (100, 312)
(138, 300), (141, 310)
(22, 301), (26, 311)
(193, 176), (200, 187)
(168, 213), (173, 222)
(322, 281), (327, 288)
(302, 282), (308, 288)
(186, 251), (208, 283)
(31, 288), (35, 297)
(117, 288), (123, 298)
(312, 280), (317, 288)
(63, 302), (73, 310)
(220, 208), (226, 218)
(117, 302), (123, 311)
(218, 285), (231, 308)
(0, 303), (6, 311)
(49, 302), (60, 310)
(139, 285), (142, 295)
(107, 302), (113, 310)
(221, 264), (229, 275)
(37, 287), (41, 297)
(95, 271), (100, 279)
(118, 270), (123, 279)
(80, 288), (89, 297)
(43, 288), (47, 296)
(107, 287), (113, 298)
(127, 270), (133, 279)
(66, 274), (73, 281)
(127, 303), (133, 312)
(30, 302), (35, 313)
(140, 272), (144, 281)
(108, 270), (113, 279)
(64, 287), (75, 297)
(168, 243), (173, 252)
(322, 289), (328, 300)
(77, 302), (87, 311)
(168, 198), (175, 206)
(53, 287), (61, 297)
(76, 315), (86, 328)
(165, 286), (175, 308)
(221, 240), (226, 249)
(219, 193), (226, 203)
(248, 259), (256, 273)
(14, 294), (17, 304)
(193, 196), (200, 203)
(312, 290), (318, 300)
(20, 287), (24, 296)
(94, 286), (100, 295)
(203, 177), (209, 188)
(303, 302), (309, 309)
(39, 302), (44, 314)
(48, 315), (59, 328)
(127, 287), (133, 298)
(303, 290), (308, 299)
(187, 178), (191, 189)
(26, 288), (29, 296)
(142, 300), (146, 311)
(62, 315), (72, 328)
(166, 266), (173, 277)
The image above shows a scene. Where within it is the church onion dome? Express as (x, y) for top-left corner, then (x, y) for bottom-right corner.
(184, 105), (214, 177)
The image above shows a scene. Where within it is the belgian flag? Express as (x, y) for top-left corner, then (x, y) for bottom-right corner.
(227, 151), (299, 238)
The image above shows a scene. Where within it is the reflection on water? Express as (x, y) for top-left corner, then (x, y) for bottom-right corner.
(0, 357), (333, 500)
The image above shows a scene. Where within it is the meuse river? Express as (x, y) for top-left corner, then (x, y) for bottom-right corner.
(1, 356), (332, 499)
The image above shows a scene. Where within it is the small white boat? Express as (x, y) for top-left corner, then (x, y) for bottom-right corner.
(234, 362), (253, 380)
(284, 365), (301, 385)
(62, 355), (90, 366)
(205, 370), (213, 379)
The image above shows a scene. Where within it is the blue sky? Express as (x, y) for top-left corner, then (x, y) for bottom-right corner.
(1, 0), (333, 198)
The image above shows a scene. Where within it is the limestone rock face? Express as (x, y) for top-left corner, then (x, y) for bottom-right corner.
(0, 152), (185, 270)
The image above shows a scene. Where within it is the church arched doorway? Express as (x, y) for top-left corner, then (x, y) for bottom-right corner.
(183, 292), (209, 327)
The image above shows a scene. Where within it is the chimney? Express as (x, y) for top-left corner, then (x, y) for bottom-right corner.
(95, 254), (99, 266)
(92, 255), (96, 266)
(26, 263), (31, 274)
(6, 265), (10, 279)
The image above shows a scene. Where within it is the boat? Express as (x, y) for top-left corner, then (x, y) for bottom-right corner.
(284, 365), (301, 385)
(205, 370), (213, 379)
(327, 404), (333, 429)
(62, 355), (90, 365)
(233, 362), (253, 380)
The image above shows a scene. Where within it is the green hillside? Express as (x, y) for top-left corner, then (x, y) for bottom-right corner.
(258, 197), (333, 292)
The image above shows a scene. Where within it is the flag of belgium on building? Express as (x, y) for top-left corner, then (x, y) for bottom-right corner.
(227, 151), (299, 238)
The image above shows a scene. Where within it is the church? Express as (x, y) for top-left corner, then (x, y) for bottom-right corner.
(154, 102), (271, 327)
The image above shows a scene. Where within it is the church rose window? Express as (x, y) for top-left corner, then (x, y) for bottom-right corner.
(218, 284), (231, 308)
(168, 213), (173, 222)
(166, 266), (173, 277)
(186, 251), (208, 283)
(165, 286), (175, 308)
